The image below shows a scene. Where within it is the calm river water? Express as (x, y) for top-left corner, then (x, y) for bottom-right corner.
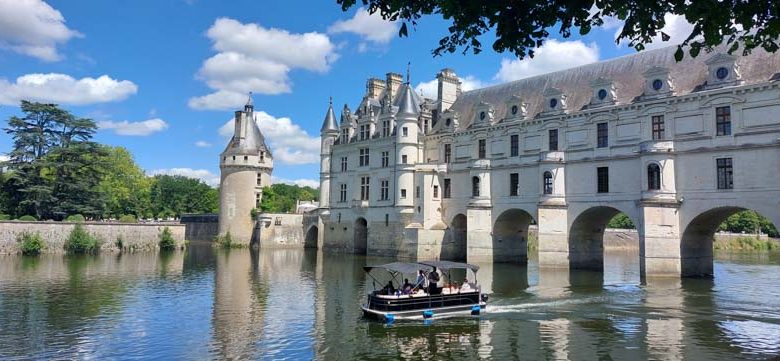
(1, 243), (779, 360)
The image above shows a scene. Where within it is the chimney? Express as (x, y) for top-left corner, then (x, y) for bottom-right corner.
(386, 72), (403, 103)
(366, 78), (386, 100)
(437, 68), (461, 112)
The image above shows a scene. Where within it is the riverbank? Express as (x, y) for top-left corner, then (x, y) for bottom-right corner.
(0, 221), (186, 255)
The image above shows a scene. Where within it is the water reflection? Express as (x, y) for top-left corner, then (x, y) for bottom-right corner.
(0, 244), (778, 359)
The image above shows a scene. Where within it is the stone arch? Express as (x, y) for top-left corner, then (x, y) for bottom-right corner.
(304, 225), (318, 249)
(442, 214), (467, 261)
(492, 208), (536, 263)
(681, 206), (779, 277)
(354, 217), (368, 255)
(568, 206), (639, 271)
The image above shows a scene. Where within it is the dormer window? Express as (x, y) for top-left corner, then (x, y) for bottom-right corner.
(541, 88), (565, 115)
(652, 79), (664, 91)
(511, 105), (518, 115)
(446, 118), (452, 127)
(704, 53), (740, 89)
(589, 78), (616, 107)
(479, 111), (486, 120)
(716, 67), (729, 80)
(597, 89), (608, 100)
(549, 98), (557, 109)
(642, 67), (673, 99)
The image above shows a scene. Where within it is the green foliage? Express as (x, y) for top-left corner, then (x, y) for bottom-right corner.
(214, 232), (245, 248)
(65, 214), (85, 223)
(115, 236), (124, 250)
(149, 175), (219, 218)
(719, 210), (778, 238)
(17, 215), (37, 221)
(0, 214), (10, 220)
(715, 236), (779, 251)
(96, 146), (152, 219)
(17, 232), (44, 256)
(337, 1), (780, 60)
(65, 223), (100, 254)
(607, 213), (636, 229)
(259, 183), (319, 213)
(158, 227), (177, 250)
(118, 214), (137, 223)
(250, 208), (260, 220)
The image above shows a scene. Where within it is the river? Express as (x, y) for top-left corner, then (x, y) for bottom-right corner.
(0, 243), (779, 360)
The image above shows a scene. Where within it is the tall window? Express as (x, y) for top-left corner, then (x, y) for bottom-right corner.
(256, 173), (262, 186)
(402, 127), (408, 137)
(382, 120), (390, 137)
(433, 185), (439, 198)
(341, 128), (349, 143)
(401, 155), (408, 164)
(597, 123), (608, 148)
(716, 157), (733, 189)
(478, 139), (486, 159)
(416, 186), (420, 198)
(400, 189), (407, 198)
(359, 124), (370, 140)
(360, 176), (370, 200)
(652, 115), (665, 140)
(509, 173), (519, 196)
(471, 176), (480, 197)
(381, 151), (389, 167)
(543, 171), (553, 195)
(339, 184), (347, 202)
(716, 106), (731, 136)
(647, 163), (661, 190)
(359, 148), (369, 167)
(443, 178), (451, 198)
(597, 167), (609, 193)
(444, 144), (452, 163)
(380, 180), (389, 200)
(549, 129), (558, 151)
(340, 157), (347, 172)
(510, 135), (519, 157)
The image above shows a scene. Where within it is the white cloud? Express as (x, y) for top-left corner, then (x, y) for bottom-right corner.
(219, 110), (320, 165)
(190, 18), (338, 110)
(0, 73), (137, 105)
(415, 75), (486, 99)
(494, 40), (600, 82)
(195, 140), (212, 148)
(149, 168), (220, 187)
(98, 118), (168, 136)
(0, 0), (82, 61)
(642, 14), (695, 50)
(272, 177), (320, 189)
(0, 154), (8, 162)
(328, 7), (398, 44)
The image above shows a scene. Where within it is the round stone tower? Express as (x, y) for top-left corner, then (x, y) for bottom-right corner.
(218, 95), (273, 245)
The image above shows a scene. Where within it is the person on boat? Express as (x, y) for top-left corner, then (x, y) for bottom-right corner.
(428, 267), (441, 295)
(460, 279), (473, 292)
(382, 280), (396, 295)
(414, 270), (427, 292)
(401, 278), (413, 294)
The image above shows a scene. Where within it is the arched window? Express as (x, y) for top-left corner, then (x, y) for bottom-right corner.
(543, 171), (553, 195)
(472, 176), (480, 197)
(647, 164), (661, 190)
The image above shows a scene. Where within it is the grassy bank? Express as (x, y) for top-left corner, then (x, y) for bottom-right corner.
(714, 236), (779, 251)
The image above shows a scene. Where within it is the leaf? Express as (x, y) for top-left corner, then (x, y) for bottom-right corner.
(399, 22), (408, 37)
(674, 47), (684, 61)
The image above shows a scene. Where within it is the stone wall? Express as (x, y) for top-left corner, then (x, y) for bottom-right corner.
(180, 214), (219, 242)
(0, 221), (185, 255)
(256, 213), (305, 248)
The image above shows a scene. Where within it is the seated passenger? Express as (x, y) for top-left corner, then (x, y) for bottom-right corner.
(460, 280), (472, 292)
(402, 278), (413, 294)
(382, 281), (396, 295)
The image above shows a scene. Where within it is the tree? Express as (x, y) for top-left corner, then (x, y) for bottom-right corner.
(149, 175), (219, 218)
(96, 146), (152, 218)
(336, 0), (780, 61)
(259, 183), (319, 213)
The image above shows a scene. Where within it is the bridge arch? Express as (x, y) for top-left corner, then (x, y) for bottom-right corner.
(568, 205), (640, 271)
(354, 217), (367, 255)
(304, 225), (318, 249)
(492, 208), (536, 263)
(441, 214), (467, 261)
(681, 206), (779, 277)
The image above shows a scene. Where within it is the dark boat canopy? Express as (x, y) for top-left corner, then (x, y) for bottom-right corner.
(418, 260), (480, 273)
(363, 261), (479, 274)
(363, 262), (433, 274)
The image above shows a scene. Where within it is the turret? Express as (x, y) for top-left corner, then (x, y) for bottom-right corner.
(319, 98), (339, 210)
(395, 71), (421, 209)
(218, 93), (273, 246)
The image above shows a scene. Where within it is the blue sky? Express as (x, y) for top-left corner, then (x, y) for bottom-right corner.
(0, 0), (693, 187)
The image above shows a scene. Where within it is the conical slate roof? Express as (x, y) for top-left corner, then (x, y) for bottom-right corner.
(395, 83), (419, 117)
(320, 99), (338, 132)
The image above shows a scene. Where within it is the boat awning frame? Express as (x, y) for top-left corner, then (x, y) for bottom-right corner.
(363, 262), (433, 275)
(417, 260), (480, 273)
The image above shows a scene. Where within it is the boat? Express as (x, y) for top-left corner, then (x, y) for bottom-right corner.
(361, 260), (488, 322)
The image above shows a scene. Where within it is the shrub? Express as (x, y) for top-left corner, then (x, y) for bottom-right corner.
(0, 214), (11, 220)
(119, 214), (137, 223)
(250, 208), (259, 220)
(714, 236), (779, 251)
(17, 215), (37, 221)
(65, 224), (100, 254)
(17, 232), (44, 256)
(158, 227), (176, 250)
(215, 232), (244, 248)
(65, 214), (85, 223)
(115, 236), (124, 250)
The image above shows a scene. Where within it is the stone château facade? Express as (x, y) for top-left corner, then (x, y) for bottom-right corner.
(317, 45), (780, 278)
(219, 96), (273, 245)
